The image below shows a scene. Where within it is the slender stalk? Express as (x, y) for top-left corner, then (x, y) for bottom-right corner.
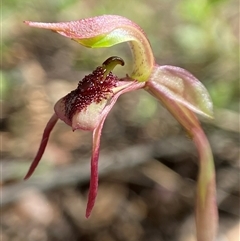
(193, 128), (218, 241)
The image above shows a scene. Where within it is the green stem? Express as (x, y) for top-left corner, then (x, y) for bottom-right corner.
(193, 128), (218, 241)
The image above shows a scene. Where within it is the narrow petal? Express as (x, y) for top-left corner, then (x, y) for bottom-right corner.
(85, 80), (144, 218)
(24, 114), (58, 179)
(24, 15), (155, 81)
(85, 114), (104, 218)
(146, 80), (218, 240)
(148, 65), (213, 118)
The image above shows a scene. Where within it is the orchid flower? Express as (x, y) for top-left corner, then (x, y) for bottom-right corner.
(24, 15), (218, 240)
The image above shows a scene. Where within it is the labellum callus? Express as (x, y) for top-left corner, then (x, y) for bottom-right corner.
(54, 56), (125, 131)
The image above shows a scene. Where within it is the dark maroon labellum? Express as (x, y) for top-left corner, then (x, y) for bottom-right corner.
(63, 57), (124, 121)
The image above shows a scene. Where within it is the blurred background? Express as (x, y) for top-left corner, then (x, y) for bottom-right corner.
(1, 0), (239, 240)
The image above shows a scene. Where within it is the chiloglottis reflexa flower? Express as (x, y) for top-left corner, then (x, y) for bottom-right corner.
(24, 15), (218, 241)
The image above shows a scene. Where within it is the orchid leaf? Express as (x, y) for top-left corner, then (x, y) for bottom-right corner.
(148, 65), (214, 118)
(24, 15), (155, 81)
